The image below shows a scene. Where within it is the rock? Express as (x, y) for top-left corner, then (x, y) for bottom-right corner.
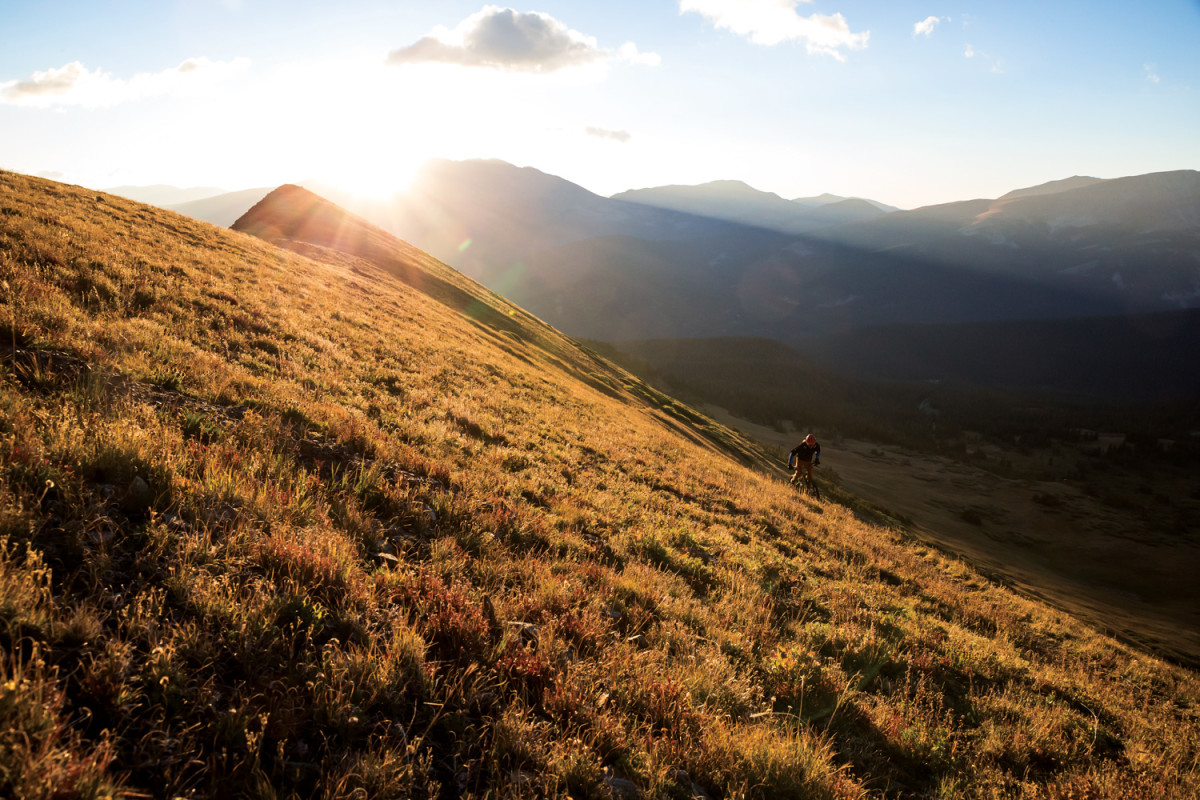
(668, 770), (712, 800)
(123, 475), (153, 511)
(603, 769), (641, 800)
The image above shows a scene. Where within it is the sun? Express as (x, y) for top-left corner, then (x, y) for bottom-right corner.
(323, 150), (427, 203)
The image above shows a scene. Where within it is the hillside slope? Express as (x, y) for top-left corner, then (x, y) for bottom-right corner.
(0, 171), (1197, 799)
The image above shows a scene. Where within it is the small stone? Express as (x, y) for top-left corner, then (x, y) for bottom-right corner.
(603, 769), (641, 800)
(123, 475), (153, 511)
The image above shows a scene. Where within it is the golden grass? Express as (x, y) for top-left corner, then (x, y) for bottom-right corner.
(0, 170), (1197, 798)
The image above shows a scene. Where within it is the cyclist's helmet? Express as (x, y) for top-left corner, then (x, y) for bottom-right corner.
(805, 433), (816, 445)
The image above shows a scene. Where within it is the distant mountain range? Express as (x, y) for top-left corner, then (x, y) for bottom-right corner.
(611, 180), (893, 233)
(139, 161), (1200, 401)
(795, 192), (898, 211)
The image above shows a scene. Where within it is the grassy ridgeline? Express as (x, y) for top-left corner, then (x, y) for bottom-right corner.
(0, 171), (1197, 799)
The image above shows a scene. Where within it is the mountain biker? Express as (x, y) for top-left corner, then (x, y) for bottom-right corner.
(788, 434), (821, 488)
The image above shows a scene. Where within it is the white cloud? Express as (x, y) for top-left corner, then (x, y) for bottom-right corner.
(617, 42), (662, 67)
(0, 57), (249, 108)
(679, 0), (868, 60)
(913, 16), (941, 37)
(387, 6), (658, 73)
(585, 126), (632, 143)
(1144, 63), (1161, 83)
(964, 44), (975, 58)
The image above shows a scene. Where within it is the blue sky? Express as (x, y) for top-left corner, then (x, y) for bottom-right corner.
(2, 0), (1197, 208)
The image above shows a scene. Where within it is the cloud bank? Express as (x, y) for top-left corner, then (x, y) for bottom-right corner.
(0, 57), (249, 108)
(679, 0), (868, 60)
(388, 6), (657, 72)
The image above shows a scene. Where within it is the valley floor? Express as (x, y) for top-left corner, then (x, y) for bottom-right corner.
(703, 407), (1200, 668)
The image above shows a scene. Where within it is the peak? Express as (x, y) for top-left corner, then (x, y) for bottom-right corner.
(622, 179), (766, 194)
(792, 192), (846, 206)
(232, 183), (370, 244)
(254, 183), (320, 204)
(701, 179), (758, 190)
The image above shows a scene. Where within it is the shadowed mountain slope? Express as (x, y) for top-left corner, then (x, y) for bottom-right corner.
(327, 163), (1200, 346)
(2, 170), (1197, 799)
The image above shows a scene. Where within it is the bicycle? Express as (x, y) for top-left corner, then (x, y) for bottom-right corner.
(790, 463), (821, 500)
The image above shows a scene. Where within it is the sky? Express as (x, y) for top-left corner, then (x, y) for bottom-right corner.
(2, 0), (1198, 209)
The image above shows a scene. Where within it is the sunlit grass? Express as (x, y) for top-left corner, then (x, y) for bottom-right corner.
(0, 169), (1196, 798)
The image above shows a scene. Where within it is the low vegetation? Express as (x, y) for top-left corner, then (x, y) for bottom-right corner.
(1, 170), (1197, 798)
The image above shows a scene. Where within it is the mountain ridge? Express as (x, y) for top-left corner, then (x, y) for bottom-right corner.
(611, 179), (890, 233)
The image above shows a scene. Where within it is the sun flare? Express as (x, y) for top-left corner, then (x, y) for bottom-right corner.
(322, 151), (426, 202)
